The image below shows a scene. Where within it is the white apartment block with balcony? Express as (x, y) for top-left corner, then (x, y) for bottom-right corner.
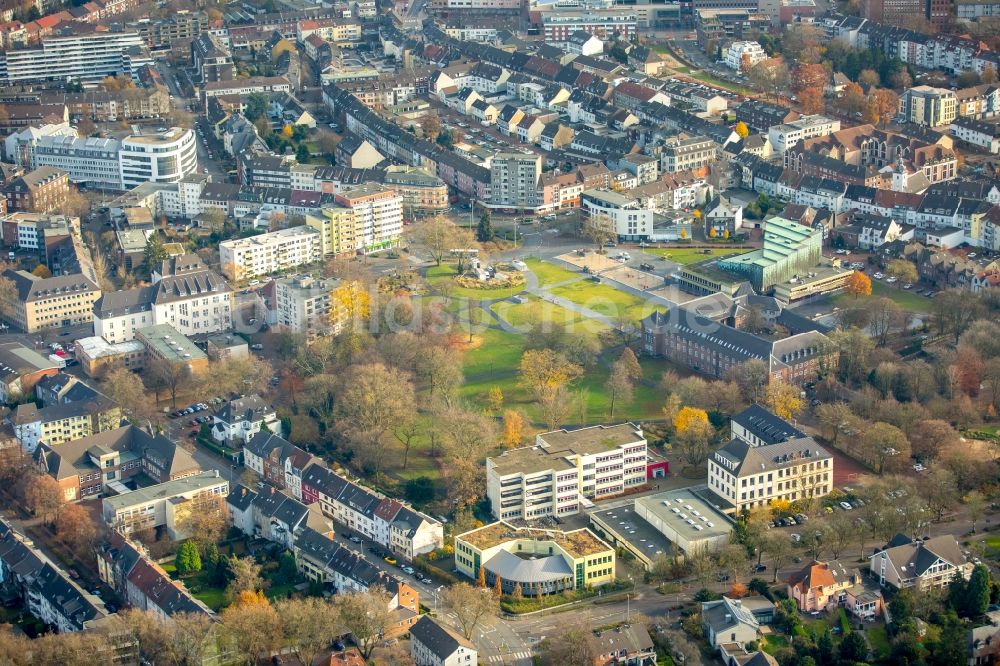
(486, 423), (648, 521)
(0, 29), (145, 84)
(218, 225), (322, 280)
(274, 274), (348, 338)
(707, 436), (833, 515)
(724, 41), (767, 71)
(488, 152), (542, 211)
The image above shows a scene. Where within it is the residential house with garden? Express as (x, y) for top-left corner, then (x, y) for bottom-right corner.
(870, 534), (972, 591)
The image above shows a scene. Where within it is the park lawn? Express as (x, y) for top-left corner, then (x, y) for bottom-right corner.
(492, 297), (609, 339)
(645, 247), (750, 264)
(425, 264), (526, 300)
(523, 257), (579, 286)
(462, 327), (526, 378)
(831, 281), (932, 312)
(459, 364), (666, 426)
(549, 281), (658, 322)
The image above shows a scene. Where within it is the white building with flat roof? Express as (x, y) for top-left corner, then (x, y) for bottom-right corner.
(0, 29), (145, 84)
(218, 225), (323, 280)
(486, 423), (648, 521)
(724, 41), (767, 71)
(26, 127), (197, 191)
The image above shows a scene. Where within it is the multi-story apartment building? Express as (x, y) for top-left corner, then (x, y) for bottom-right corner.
(274, 274), (356, 338)
(295, 18), (362, 45)
(129, 13), (208, 48)
(486, 423), (648, 521)
(0, 26), (145, 84)
(660, 136), (718, 173)
(0, 520), (105, 633)
(724, 41), (767, 71)
(899, 86), (958, 127)
(767, 115), (842, 154)
(13, 378), (121, 452)
(3, 166), (69, 213)
(383, 166), (449, 213)
(489, 152), (542, 210)
(580, 188), (667, 241)
(190, 33), (233, 84)
(871, 534), (972, 591)
(101, 471), (228, 537)
(201, 76), (292, 100)
(1, 269), (100, 333)
(333, 183), (404, 253)
(218, 225), (323, 280)
(304, 207), (356, 257)
(541, 10), (638, 41)
(93, 254), (233, 343)
(707, 436), (833, 514)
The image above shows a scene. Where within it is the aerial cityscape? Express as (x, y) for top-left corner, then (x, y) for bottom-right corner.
(0, 0), (996, 663)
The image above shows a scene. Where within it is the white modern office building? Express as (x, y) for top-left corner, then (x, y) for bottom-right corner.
(486, 423), (648, 521)
(218, 226), (323, 281)
(119, 128), (198, 190)
(26, 127), (197, 191)
(0, 28), (145, 84)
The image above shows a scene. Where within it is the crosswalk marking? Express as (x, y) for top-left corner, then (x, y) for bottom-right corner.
(488, 652), (533, 663)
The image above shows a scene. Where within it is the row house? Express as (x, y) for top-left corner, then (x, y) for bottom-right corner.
(227, 484), (326, 549)
(300, 463), (444, 559)
(292, 528), (420, 639)
(0, 520), (104, 632)
(98, 533), (212, 620)
(242, 432), (319, 499)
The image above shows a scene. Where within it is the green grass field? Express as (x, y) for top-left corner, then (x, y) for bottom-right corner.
(462, 326), (526, 378)
(549, 281), (661, 322)
(523, 257), (579, 287)
(645, 247), (751, 264)
(763, 635), (789, 655)
(459, 361), (667, 426)
(492, 297), (608, 339)
(865, 625), (891, 659)
(831, 280), (933, 312)
(425, 264), (526, 300)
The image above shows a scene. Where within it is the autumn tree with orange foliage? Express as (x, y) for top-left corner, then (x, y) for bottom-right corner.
(844, 271), (872, 298)
(840, 82), (866, 115)
(798, 87), (825, 114)
(672, 406), (716, 466)
(729, 582), (749, 598)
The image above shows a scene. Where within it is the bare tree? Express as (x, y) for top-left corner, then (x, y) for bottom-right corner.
(335, 588), (393, 660)
(145, 358), (191, 409)
(337, 363), (416, 479)
(582, 213), (617, 250)
(442, 583), (499, 640)
(25, 474), (64, 523)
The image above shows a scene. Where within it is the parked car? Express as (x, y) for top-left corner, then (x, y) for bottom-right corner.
(840, 501), (853, 510)
(349, 535), (362, 544)
(401, 566), (415, 575)
(790, 533), (802, 542)
(384, 556), (397, 565)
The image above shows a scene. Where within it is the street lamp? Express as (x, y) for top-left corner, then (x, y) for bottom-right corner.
(625, 575), (634, 624)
